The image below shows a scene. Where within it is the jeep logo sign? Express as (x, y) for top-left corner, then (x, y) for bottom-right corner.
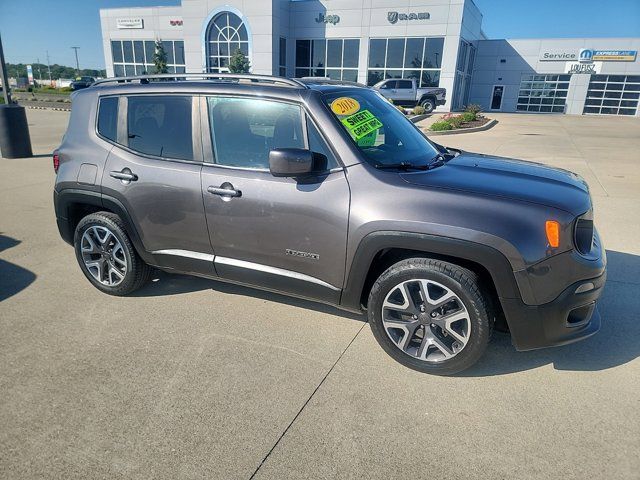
(387, 11), (430, 24)
(315, 13), (340, 25)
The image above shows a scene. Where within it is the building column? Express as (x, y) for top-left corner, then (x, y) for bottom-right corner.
(565, 73), (590, 115)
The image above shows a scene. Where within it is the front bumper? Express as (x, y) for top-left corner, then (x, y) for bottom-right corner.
(503, 271), (606, 351)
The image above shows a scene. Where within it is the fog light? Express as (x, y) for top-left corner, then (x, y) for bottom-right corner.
(575, 282), (595, 294)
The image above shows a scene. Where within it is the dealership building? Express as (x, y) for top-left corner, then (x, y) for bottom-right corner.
(100, 0), (640, 115)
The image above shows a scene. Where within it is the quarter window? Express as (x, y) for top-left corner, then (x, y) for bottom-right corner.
(97, 97), (118, 142)
(126, 96), (193, 160)
(208, 97), (305, 169)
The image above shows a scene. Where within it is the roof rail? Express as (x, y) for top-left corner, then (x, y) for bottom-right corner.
(299, 77), (367, 88)
(92, 73), (307, 89)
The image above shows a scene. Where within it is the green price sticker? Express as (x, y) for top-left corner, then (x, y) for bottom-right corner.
(341, 110), (383, 140)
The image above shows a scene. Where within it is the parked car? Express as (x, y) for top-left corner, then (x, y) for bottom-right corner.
(70, 76), (95, 90)
(373, 78), (446, 113)
(53, 74), (605, 375)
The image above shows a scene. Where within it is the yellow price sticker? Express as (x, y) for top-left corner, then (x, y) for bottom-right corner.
(331, 97), (361, 116)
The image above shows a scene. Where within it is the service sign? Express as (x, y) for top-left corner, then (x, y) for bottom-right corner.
(566, 61), (602, 74)
(539, 50), (577, 61)
(117, 18), (144, 29)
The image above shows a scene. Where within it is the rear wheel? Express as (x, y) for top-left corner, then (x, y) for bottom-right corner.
(368, 258), (492, 375)
(420, 97), (436, 114)
(74, 212), (151, 295)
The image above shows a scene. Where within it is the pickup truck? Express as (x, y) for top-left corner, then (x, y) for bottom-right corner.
(373, 78), (446, 113)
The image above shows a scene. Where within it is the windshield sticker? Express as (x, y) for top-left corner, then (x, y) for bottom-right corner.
(342, 110), (383, 140)
(356, 129), (377, 147)
(331, 97), (361, 116)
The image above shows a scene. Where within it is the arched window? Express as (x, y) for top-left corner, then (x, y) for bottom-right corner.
(206, 12), (249, 72)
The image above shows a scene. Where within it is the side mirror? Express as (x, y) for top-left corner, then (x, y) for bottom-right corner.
(269, 148), (326, 178)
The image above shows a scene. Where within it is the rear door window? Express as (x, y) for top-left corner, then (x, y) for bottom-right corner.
(126, 95), (194, 161)
(97, 97), (118, 142)
(397, 80), (413, 89)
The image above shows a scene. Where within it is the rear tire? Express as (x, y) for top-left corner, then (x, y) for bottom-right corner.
(420, 98), (436, 114)
(368, 258), (492, 375)
(73, 212), (151, 296)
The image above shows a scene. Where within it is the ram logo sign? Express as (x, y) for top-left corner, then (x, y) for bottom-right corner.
(387, 11), (430, 24)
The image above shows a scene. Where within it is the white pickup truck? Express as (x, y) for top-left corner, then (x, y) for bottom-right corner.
(373, 78), (446, 113)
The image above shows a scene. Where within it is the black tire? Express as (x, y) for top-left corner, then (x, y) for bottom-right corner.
(73, 212), (151, 296)
(368, 258), (492, 375)
(420, 97), (436, 114)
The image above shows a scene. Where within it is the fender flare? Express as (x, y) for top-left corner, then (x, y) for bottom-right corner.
(339, 231), (522, 311)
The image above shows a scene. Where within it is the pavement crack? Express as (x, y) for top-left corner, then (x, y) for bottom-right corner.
(248, 322), (366, 480)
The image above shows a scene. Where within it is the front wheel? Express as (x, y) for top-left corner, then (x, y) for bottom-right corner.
(368, 258), (492, 375)
(420, 98), (436, 114)
(73, 212), (151, 296)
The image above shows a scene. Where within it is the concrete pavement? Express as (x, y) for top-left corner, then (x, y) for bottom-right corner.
(1, 109), (639, 479)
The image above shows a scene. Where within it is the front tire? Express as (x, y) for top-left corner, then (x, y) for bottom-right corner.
(368, 258), (492, 375)
(73, 212), (151, 296)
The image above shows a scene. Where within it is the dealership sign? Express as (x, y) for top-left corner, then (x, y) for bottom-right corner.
(539, 50), (577, 61)
(387, 11), (430, 24)
(580, 49), (637, 62)
(116, 18), (144, 29)
(315, 13), (340, 25)
(566, 61), (601, 74)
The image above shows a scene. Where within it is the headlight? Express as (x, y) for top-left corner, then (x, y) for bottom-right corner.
(574, 209), (594, 255)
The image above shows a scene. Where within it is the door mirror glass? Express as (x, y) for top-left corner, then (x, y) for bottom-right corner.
(269, 148), (323, 177)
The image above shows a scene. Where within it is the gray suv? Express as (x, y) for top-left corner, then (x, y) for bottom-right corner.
(53, 74), (606, 375)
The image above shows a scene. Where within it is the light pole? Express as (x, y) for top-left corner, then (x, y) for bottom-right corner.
(46, 50), (52, 85)
(71, 46), (80, 75)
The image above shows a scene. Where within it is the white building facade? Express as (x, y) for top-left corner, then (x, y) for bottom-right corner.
(100, 0), (640, 115)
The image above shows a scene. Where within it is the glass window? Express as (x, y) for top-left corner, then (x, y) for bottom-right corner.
(145, 41), (155, 66)
(343, 40), (359, 68)
(421, 70), (440, 87)
(312, 39), (326, 69)
(386, 39), (404, 68)
(327, 40), (342, 68)
(97, 97), (118, 142)
(133, 41), (144, 63)
(122, 41), (134, 63)
(404, 38), (424, 69)
(368, 70), (384, 85)
(111, 41), (123, 63)
(323, 89), (439, 168)
(279, 37), (287, 67)
(296, 40), (311, 68)
(206, 11), (250, 72)
(397, 80), (413, 89)
(424, 38), (444, 68)
(162, 41), (174, 65)
(369, 39), (386, 68)
(114, 64), (125, 77)
(175, 41), (185, 65)
(307, 117), (338, 169)
(127, 96), (193, 161)
(342, 69), (358, 82)
(208, 97), (304, 169)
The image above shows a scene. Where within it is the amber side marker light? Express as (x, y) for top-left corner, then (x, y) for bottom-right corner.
(546, 220), (560, 248)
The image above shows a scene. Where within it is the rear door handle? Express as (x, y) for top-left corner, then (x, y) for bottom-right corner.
(207, 183), (241, 198)
(110, 169), (138, 182)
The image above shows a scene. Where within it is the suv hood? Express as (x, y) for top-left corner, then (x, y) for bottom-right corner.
(400, 152), (591, 216)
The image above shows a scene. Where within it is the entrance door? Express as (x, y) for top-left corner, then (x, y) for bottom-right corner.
(491, 85), (504, 110)
(200, 96), (350, 303)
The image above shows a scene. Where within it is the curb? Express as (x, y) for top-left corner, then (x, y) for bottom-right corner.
(425, 118), (498, 136)
(23, 105), (71, 112)
(409, 114), (431, 123)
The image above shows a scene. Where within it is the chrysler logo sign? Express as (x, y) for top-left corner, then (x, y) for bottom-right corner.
(387, 11), (430, 24)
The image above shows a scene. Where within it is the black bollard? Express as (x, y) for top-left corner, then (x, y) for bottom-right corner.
(0, 104), (33, 158)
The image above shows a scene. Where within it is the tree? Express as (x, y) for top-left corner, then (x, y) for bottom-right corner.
(229, 48), (251, 74)
(153, 40), (168, 74)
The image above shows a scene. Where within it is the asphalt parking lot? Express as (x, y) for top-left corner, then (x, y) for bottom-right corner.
(1, 109), (639, 480)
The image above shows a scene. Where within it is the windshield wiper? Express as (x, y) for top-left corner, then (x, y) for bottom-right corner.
(374, 162), (431, 171)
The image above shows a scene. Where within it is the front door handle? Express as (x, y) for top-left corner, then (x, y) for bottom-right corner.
(110, 168), (138, 182)
(207, 182), (241, 198)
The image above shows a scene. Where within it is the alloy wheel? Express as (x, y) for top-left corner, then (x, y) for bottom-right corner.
(80, 226), (127, 286)
(382, 279), (471, 362)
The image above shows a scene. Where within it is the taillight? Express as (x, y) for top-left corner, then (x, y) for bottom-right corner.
(53, 153), (60, 173)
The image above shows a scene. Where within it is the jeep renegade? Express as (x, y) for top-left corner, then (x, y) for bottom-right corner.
(53, 74), (606, 375)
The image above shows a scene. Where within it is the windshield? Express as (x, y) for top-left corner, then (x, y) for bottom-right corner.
(323, 89), (440, 168)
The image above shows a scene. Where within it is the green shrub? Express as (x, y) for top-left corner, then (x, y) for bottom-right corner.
(413, 105), (426, 115)
(465, 103), (482, 115)
(59, 87), (73, 93)
(430, 120), (453, 131)
(461, 111), (476, 122)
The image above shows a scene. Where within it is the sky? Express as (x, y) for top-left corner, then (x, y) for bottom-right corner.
(0, 0), (639, 70)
